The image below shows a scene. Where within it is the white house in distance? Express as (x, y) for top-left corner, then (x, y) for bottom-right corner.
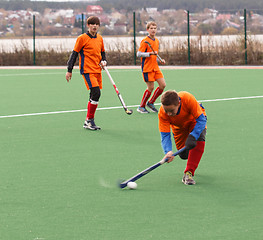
(86, 5), (103, 15)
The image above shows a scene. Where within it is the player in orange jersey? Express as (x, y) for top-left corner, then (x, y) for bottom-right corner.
(158, 90), (207, 185)
(66, 16), (107, 130)
(137, 21), (166, 114)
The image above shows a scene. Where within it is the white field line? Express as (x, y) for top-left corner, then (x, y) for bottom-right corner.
(0, 72), (64, 77)
(0, 95), (262, 119)
(1, 65), (263, 77)
(198, 95), (263, 103)
(0, 69), (139, 77)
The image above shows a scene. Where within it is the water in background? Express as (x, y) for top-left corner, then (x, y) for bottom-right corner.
(1, 35), (263, 53)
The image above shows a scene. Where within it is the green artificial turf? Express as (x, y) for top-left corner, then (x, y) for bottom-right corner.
(0, 68), (263, 240)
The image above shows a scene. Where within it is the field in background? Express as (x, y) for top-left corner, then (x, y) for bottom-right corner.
(0, 67), (263, 240)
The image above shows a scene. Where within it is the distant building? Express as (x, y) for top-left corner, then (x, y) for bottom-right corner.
(86, 5), (103, 15)
(75, 14), (85, 21)
(99, 15), (110, 25)
(216, 14), (231, 21)
(146, 8), (160, 18)
(208, 9), (218, 19)
(146, 8), (158, 14)
(114, 23), (127, 33)
(8, 13), (20, 22)
(225, 20), (240, 29)
(54, 23), (63, 28)
(63, 9), (75, 25)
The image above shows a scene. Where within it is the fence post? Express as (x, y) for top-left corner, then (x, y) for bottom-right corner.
(33, 15), (36, 65)
(244, 9), (247, 65)
(82, 13), (85, 34)
(133, 11), (136, 65)
(187, 10), (191, 65)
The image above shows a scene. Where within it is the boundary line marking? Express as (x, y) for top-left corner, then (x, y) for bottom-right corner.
(0, 95), (262, 119)
(0, 69), (139, 77)
(1, 66), (262, 77)
(198, 95), (263, 102)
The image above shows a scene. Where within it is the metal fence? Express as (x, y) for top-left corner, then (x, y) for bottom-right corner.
(1, 8), (263, 66)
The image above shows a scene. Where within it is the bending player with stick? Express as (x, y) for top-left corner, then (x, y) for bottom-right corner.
(159, 90), (207, 185)
(119, 90), (207, 188)
(137, 21), (166, 114)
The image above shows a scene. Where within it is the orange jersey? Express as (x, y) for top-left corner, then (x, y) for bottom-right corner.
(138, 36), (160, 73)
(159, 91), (207, 134)
(73, 32), (105, 74)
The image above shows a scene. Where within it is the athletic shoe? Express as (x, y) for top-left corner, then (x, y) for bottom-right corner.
(137, 106), (150, 113)
(83, 119), (101, 130)
(147, 102), (158, 112)
(182, 171), (196, 185)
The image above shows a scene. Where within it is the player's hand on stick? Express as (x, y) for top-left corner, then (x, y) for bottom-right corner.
(66, 72), (72, 82)
(100, 60), (107, 69)
(185, 134), (197, 150)
(163, 151), (175, 163)
(151, 51), (165, 64)
(160, 58), (165, 64)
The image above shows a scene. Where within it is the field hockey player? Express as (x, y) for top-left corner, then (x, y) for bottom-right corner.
(66, 16), (107, 130)
(159, 90), (207, 185)
(137, 21), (166, 114)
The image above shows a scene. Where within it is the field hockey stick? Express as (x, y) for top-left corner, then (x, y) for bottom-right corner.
(104, 66), (133, 115)
(144, 41), (164, 63)
(119, 147), (186, 188)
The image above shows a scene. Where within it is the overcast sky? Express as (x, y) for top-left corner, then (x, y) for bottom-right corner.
(30, 0), (97, 2)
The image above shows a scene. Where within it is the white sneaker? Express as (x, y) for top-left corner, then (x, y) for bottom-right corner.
(83, 119), (101, 130)
(182, 171), (196, 185)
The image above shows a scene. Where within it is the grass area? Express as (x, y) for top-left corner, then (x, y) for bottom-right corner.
(0, 68), (263, 240)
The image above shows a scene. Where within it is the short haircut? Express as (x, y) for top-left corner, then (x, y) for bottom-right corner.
(146, 21), (157, 30)
(87, 16), (100, 26)
(161, 90), (180, 106)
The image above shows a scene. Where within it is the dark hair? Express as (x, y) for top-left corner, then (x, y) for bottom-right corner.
(161, 90), (180, 106)
(87, 16), (100, 26)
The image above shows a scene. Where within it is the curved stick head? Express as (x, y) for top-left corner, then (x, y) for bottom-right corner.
(126, 109), (133, 115)
(117, 179), (128, 189)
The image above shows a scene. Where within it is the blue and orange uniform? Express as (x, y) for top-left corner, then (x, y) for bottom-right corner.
(137, 34), (165, 112)
(66, 25), (107, 130)
(72, 32), (106, 90)
(138, 36), (163, 81)
(159, 91), (207, 176)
